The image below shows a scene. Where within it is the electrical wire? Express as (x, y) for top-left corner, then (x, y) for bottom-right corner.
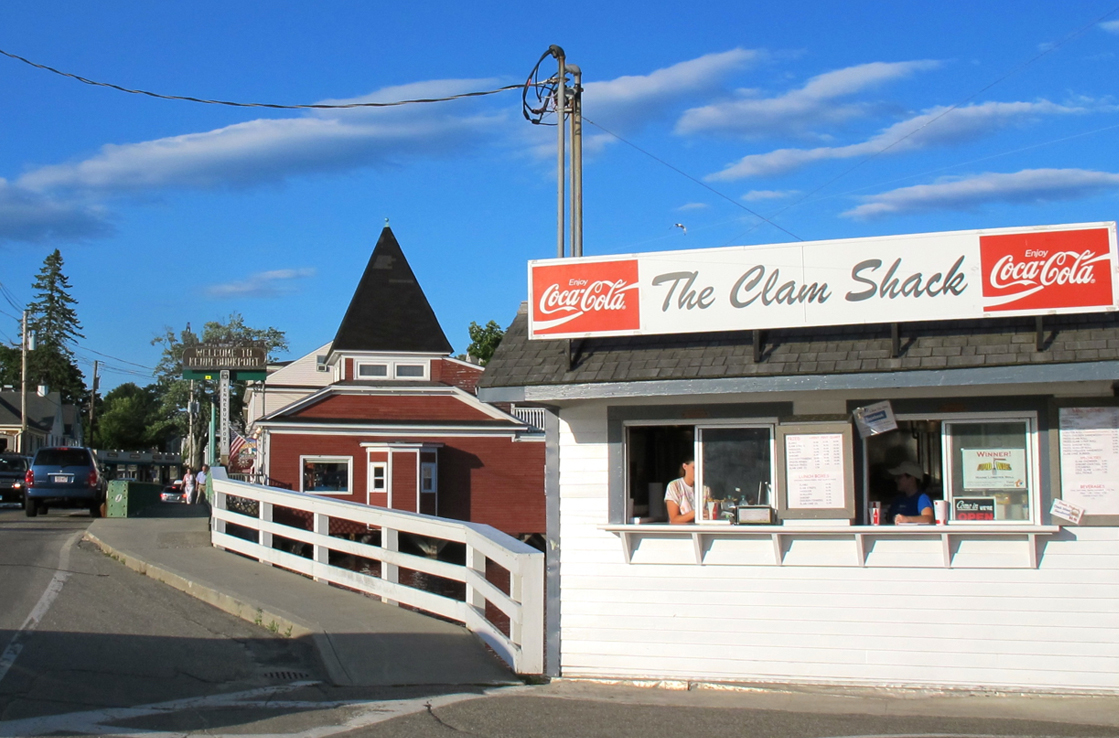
(0, 46), (526, 109)
(75, 344), (155, 370)
(583, 116), (803, 242)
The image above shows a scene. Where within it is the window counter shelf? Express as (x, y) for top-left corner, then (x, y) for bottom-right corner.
(602, 524), (1061, 569)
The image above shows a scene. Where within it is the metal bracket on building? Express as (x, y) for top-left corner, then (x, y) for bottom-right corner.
(752, 330), (764, 363)
(567, 338), (584, 371)
(1035, 316), (1045, 351)
(891, 323), (900, 358)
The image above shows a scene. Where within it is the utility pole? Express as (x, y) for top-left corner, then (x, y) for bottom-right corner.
(88, 360), (99, 448)
(19, 311), (31, 454)
(188, 379), (195, 468)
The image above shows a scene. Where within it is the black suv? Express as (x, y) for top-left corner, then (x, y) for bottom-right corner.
(25, 447), (107, 518)
(0, 453), (30, 504)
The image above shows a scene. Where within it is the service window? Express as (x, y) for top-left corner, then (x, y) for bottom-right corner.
(945, 419), (1032, 522)
(301, 457), (351, 494)
(626, 423), (775, 523)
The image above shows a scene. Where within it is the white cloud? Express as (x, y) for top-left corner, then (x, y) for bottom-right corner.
(842, 168), (1119, 219)
(18, 79), (507, 195)
(676, 202), (710, 211)
(0, 179), (113, 243)
(742, 189), (798, 201)
(676, 60), (940, 137)
(708, 100), (1086, 180)
(207, 267), (317, 298)
(584, 49), (762, 128)
(1100, 19), (1119, 34)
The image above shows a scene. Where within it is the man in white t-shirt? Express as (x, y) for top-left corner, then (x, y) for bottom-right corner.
(194, 464), (209, 504)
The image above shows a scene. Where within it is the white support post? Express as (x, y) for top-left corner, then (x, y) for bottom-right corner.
(381, 527), (399, 605)
(259, 501), (273, 566)
(313, 511), (330, 582)
(465, 545), (486, 616)
(212, 487), (227, 544)
(514, 554), (545, 674)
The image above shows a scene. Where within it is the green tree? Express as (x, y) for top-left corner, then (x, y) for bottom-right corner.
(151, 313), (287, 466)
(96, 383), (167, 450)
(467, 320), (504, 366)
(27, 250), (87, 405)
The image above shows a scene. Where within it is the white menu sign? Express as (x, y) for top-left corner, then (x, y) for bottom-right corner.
(785, 433), (845, 509)
(1059, 407), (1119, 516)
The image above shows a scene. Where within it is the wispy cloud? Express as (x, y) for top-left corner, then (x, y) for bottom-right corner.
(0, 179), (114, 244)
(676, 60), (940, 138)
(708, 100), (1087, 180)
(842, 168), (1119, 219)
(743, 189), (798, 201)
(18, 79), (506, 196)
(1100, 19), (1119, 34)
(206, 268), (317, 298)
(676, 202), (711, 211)
(584, 49), (762, 129)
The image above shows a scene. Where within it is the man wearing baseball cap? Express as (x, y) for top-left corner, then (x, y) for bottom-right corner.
(887, 459), (934, 525)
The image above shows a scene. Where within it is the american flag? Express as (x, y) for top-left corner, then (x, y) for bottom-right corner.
(230, 430), (248, 459)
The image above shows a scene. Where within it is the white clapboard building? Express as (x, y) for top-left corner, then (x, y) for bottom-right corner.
(478, 222), (1119, 692)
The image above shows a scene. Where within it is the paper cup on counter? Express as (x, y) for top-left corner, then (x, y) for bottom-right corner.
(934, 499), (948, 525)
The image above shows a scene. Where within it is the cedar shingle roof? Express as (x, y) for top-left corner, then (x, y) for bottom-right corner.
(478, 304), (1119, 390)
(331, 227), (453, 355)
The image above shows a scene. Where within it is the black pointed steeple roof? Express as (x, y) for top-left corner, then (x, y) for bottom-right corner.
(330, 227), (453, 355)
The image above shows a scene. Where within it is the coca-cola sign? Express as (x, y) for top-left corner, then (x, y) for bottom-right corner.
(528, 223), (1117, 340)
(531, 260), (640, 336)
(980, 228), (1113, 311)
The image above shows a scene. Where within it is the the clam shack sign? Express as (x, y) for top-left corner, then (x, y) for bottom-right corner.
(528, 222), (1118, 340)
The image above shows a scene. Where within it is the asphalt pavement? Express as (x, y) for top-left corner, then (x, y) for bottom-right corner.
(82, 502), (517, 690)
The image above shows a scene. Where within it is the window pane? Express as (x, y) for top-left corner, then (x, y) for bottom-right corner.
(699, 427), (772, 522)
(946, 421), (1029, 521)
(396, 364), (425, 378)
(303, 460), (349, 493)
(370, 464), (386, 491)
(359, 364), (388, 377)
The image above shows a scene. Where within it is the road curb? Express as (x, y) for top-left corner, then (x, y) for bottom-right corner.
(81, 530), (352, 687)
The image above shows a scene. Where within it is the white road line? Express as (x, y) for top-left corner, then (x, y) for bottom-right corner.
(0, 530), (81, 686)
(0, 683), (531, 737)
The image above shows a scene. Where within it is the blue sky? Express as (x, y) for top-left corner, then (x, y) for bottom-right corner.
(2, 1), (1119, 390)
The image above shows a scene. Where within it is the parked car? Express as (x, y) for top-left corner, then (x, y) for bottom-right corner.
(160, 480), (187, 504)
(24, 447), (108, 518)
(0, 453), (30, 504)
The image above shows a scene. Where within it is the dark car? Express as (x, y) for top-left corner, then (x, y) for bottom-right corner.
(0, 453), (30, 504)
(25, 447), (107, 518)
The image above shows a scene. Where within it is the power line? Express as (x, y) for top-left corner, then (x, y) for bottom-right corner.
(75, 344), (155, 370)
(0, 46), (526, 109)
(582, 116), (803, 242)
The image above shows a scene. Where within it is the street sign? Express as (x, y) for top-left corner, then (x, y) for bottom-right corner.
(182, 344), (266, 372)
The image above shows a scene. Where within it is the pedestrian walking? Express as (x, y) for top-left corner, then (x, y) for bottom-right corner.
(182, 466), (195, 506)
(195, 464), (209, 504)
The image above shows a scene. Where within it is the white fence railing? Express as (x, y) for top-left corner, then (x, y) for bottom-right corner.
(210, 477), (544, 674)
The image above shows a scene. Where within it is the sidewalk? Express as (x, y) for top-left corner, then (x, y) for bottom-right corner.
(84, 503), (518, 689)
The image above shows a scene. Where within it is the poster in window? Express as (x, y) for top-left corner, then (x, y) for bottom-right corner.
(785, 433), (845, 509)
(1058, 407), (1119, 516)
(961, 448), (1026, 490)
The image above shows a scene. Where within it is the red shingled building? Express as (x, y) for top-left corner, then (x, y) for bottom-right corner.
(247, 227), (544, 539)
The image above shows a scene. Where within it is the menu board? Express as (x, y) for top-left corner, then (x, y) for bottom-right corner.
(784, 433), (845, 509)
(1059, 407), (1119, 516)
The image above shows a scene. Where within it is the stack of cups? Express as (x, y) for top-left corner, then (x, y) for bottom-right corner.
(934, 499), (948, 525)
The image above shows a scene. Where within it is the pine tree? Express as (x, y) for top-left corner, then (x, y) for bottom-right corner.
(27, 249), (87, 405)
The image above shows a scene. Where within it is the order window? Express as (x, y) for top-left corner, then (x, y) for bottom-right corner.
(863, 415), (1035, 524)
(626, 423), (775, 523)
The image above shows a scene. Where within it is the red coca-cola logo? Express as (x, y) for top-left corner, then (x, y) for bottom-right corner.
(980, 228), (1115, 311)
(531, 260), (640, 336)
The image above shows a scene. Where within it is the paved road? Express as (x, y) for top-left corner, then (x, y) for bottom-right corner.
(4, 504), (1118, 738)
